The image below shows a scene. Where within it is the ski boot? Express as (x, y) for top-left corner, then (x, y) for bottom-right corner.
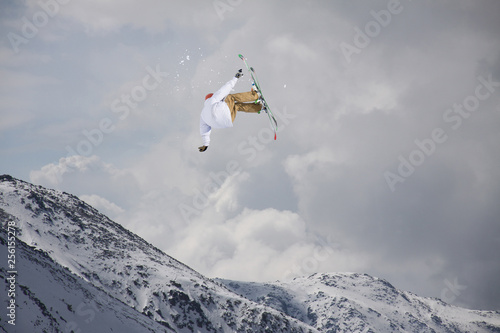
(251, 82), (261, 98)
(257, 98), (267, 114)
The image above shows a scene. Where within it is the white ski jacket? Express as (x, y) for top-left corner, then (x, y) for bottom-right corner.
(200, 77), (238, 146)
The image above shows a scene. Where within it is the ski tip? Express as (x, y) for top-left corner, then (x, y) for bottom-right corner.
(274, 133), (277, 140)
(238, 54), (244, 59)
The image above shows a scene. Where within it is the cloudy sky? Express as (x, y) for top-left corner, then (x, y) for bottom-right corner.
(2, 0), (500, 311)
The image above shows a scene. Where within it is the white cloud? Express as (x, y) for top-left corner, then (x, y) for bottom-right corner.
(284, 148), (339, 182)
(79, 194), (124, 218)
(169, 207), (308, 281)
(30, 155), (111, 187)
(169, 205), (373, 283)
(30, 155), (92, 187)
(29, 156), (139, 211)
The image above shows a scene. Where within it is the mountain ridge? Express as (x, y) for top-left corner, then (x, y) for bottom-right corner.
(1, 174), (499, 332)
(218, 273), (500, 332)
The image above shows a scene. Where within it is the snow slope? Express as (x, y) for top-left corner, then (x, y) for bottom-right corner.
(219, 273), (500, 333)
(0, 226), (173, 333)
(1, 174), (499, 333)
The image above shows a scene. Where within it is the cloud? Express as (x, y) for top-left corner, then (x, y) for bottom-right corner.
(170, 206), (317, 282)
(29, 155), (140, 208)
(30, 155), (95, 187)
(169, 203), (375, 283)
(30, 155), (110, 187)
(79, 194), (124, 218)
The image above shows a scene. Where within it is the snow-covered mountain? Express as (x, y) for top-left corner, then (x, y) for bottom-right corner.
(218, 273), (500, 333)
(1, 175), (499, 333)
(0, 175), (312, 333)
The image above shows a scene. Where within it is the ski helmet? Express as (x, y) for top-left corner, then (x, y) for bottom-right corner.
(205, 93), (213, 100)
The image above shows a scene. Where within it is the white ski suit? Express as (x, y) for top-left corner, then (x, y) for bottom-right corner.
(199, 77), (238, 147)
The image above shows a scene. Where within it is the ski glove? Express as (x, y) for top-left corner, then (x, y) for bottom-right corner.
(235, 69), (243, 79)
(198, 145), (208, 152)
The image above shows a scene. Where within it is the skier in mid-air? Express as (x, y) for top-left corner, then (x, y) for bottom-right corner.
(198, 69), (264, 152)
